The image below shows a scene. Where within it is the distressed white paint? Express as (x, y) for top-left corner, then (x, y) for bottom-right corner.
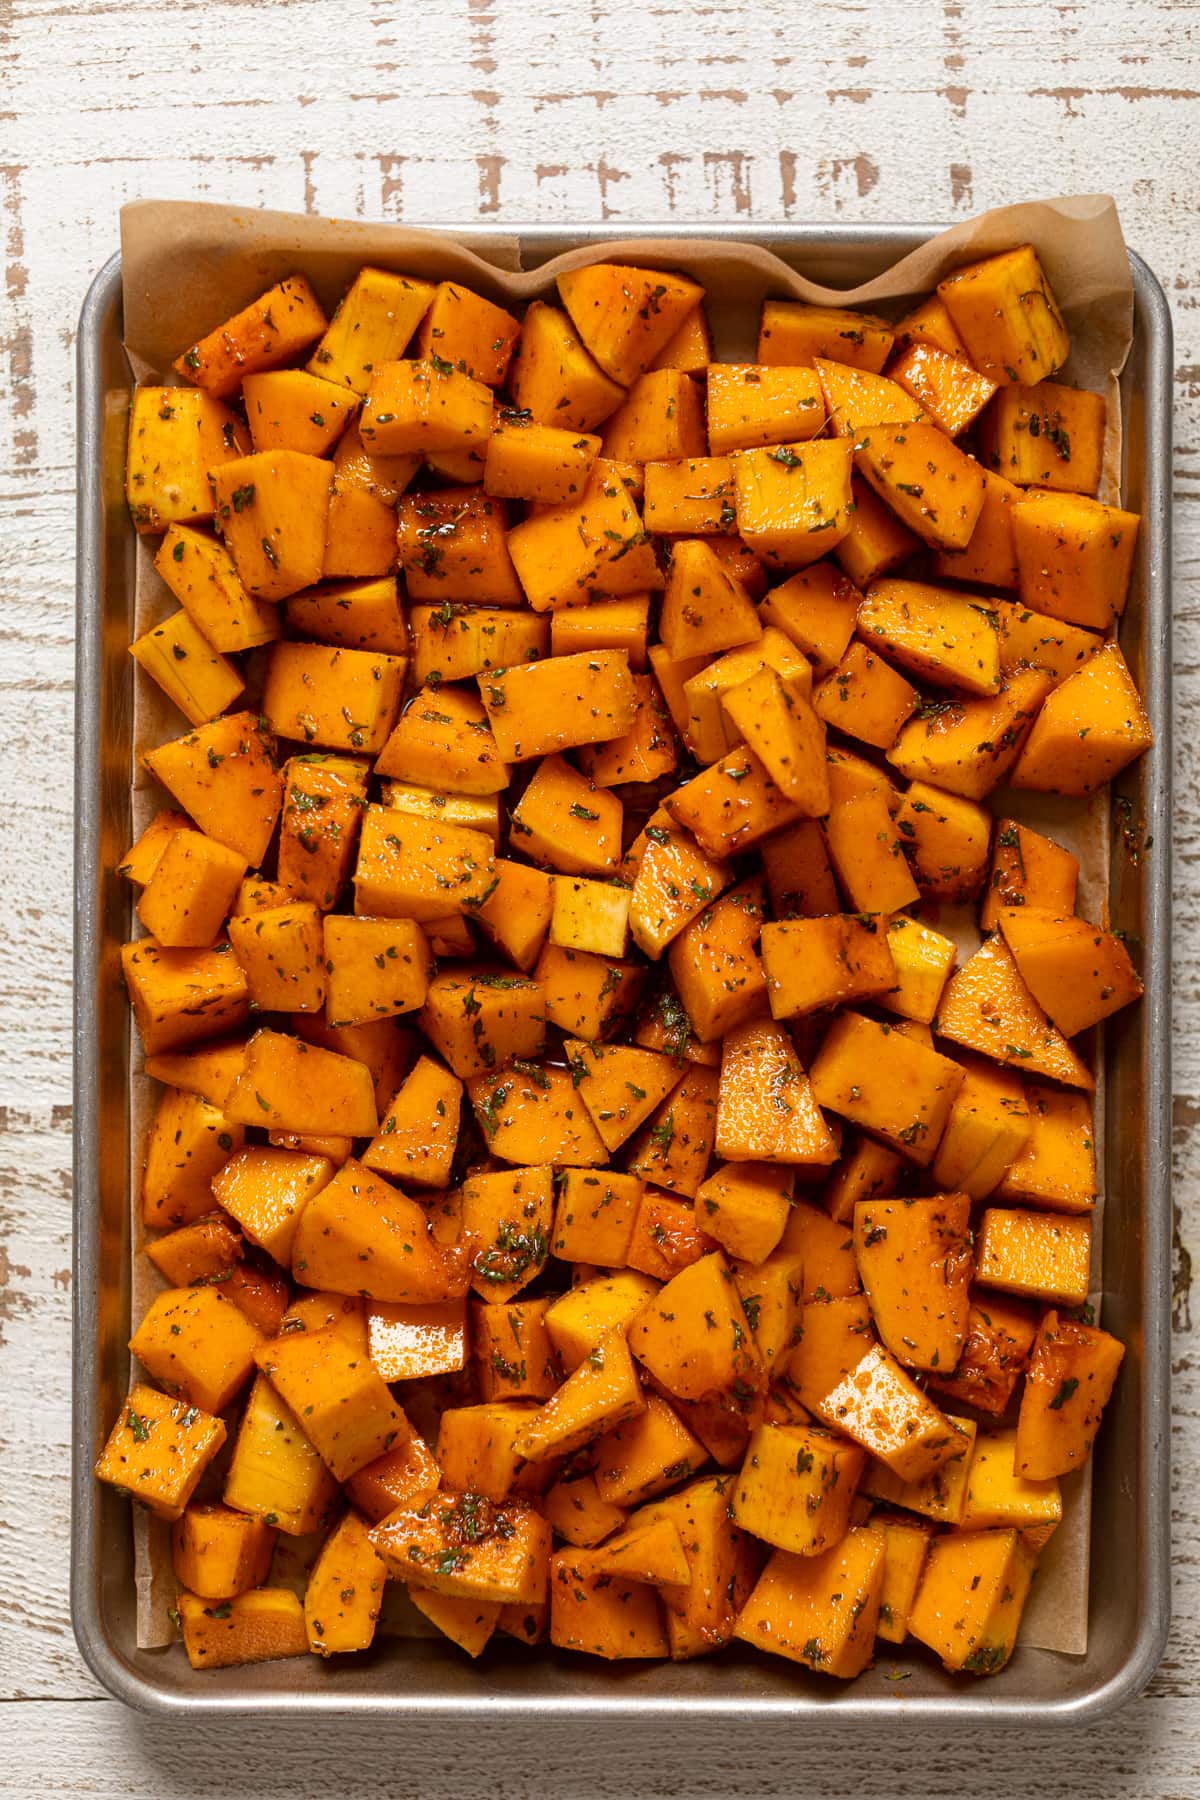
(1, 0), (1197, 1790)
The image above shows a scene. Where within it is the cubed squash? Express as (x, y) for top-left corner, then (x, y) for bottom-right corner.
(758, 303), (893, 373)
(809, 1011), (965, 1166)
(853, 1194), (973, 1374)
(224, 1027), (378, 1137)
(121, 940), (249, 1057)
(978, 382), (1105, 496)
(733, 1528), (886, 1677)
(372, 1492), (551, 1607)
(277, 754), (371, 911)
(130, 609), (245, 727)
(760, 916), (895, 1021)
(557, 262), (704, 386)
(136, 829), (247, 950)
(508, 300), (626, 431)
(733, 1422), (865, 1556)
(213, 1145), (335, 1265)
(95, 1384), (227, 1522)
(510, 756), (623, 878)
(759, 560), (861, 677)
(935, 934), (1094, 1090)
(479, 650), (637, 761)
(130, 1285), (262, 1415)
(171, 1503), (275, 1601)
(887, 668), (1053, 801)
(307, 267), (435, 393)
(854, 423), (985, 552)
(549, 1549), (669, 1659)
(906, 1527), (1037, 1675)
(472, 1297), (562, 1402)
(291, 1158), (468, 1304)
(353, 805), (495, 922)
(591, 1393), (708, 1508)
(396, 487), (523, 604)
(1015, 1310), (1124, 1479)
(858, 577), (1001, 696)
(732, 439), (854, 568)
(814, 641), (918, 751)
(210, 451), (332, 602)
(930, 1060), (1032, 1201)
(715, 1018), (838, 1167)
(975, 1209), (1092, 1307)
(176, 1587), (309, 1672)
(937, 244), (1068, 385)
(126, 388), (247, 534)
(256, 1322), (408, 1481)
(242, 368), (358, 457)
(815, 1344), (960, 1483)
(469, 1062), (608, 1168)
(142, 1086), (244, 1229)
(626, 1251), (762, 1403)
(1008, 642), (1153, 794)
(144, 711), (282, 866)
(361, 1053), (461, 1188)
(706, 363), (824, 453)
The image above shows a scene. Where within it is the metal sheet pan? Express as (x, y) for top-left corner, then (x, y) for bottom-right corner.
(72, 224), (1173, 1721)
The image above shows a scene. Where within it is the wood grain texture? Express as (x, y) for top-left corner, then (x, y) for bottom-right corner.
(1, 0), (1197, 1789)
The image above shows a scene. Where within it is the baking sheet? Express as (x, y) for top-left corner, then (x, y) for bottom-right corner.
(117, 195), (1134, 1660)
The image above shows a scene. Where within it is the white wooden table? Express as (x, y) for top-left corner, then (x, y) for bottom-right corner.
(2, 1), (1197, 1791)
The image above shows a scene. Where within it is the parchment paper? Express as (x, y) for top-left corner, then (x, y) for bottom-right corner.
(119, 194), (1134, 1657)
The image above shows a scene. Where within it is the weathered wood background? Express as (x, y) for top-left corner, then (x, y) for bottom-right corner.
(2, 0), (1197, 1792)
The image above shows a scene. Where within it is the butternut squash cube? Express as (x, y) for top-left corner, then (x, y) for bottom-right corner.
(760, 561), (861, 678)
(240, 369), (356, 459)
(470, 1062), (608, 1167)
(484, 414), (601, 503)
(628, 825), (730, 960)
(823, 789), (921, 915)
(551, 596), (650, 673)
(227, 901), (325, 1013)
(975, 1208), (1092, 1308)
(893, 781), (991, 903)
(881, 914), (957, 1025)
(625, 1191), (714, 1282)
(372, 1492), (551, 1607)
(642, 454), (736, 536)
(223, 1374), (338, 1536)
(809, 1010), (965, 1165)
(460, 1165), (554, 1305)
(121, 940), (249, 1057)
(889, 341), (998, 438)
(212, 1145), (333, 1265)
(667, 878), (767, 1042)
(777, 1199), (860, 1300)
(706, 363), (824, 453)
(359, 356), (492, 456)
(262, 640), (405, 756)
(787, 1295), (875, 1412)
(693, 1162), (793, 1264)
(894, 293), (970, 359)
(627, 1251), (762, 1403)
(144, 1212), (242, 1288)
(760, 916), (894, 1022)
(665, 746), (802, 864)
(418, 966), (544, 1080)
(551, 1169), (643, 1267)
(962, 1427), (1063, 1533)
(758, 302), (893, 372)
(434, 1400), (544, 1500)
(584, 1514), (692, 1587)
(937, 244), (1068, 385)
(931, 1060), (1031, 1201)
(320, 915), (431, 1028)
(859, 577), (1002, 696)
(978, 381), (1105, 496)
(761, 819), (840, 920)
(732, 439), (854, 568)
(143, 1086), (244, 1229)
(907, 1527), (1036, 1675)
(602, 369), (706, 463)
(887, 667), (1053, 801)
(210, 450), (332, 602)
(658, 536), (760, 661)
(412, 279), (519, 385)
(130, 1285), (262, 1415)
(1016, 1310), (1124, 1479)
(823, 1135), (905, 1229)
(542, 1469), (628, 1548)
(854, 1194), (972, 1374)
(361, 1053), (461, 1188)
(479, 650), (637, 761)
(345, 1435), (441, 1522)
(136, 829), (247, 950)
(734, 1528), (886, 1677)
(534, 943), (644, 1040)
(396, 487), (523, 605)
(929, 1293), (1038, 1417)
(507, 483), (659, 612)
(994, 1083), (1095, 1214)
(224, 1027), (378, 1136)
(472, 1297), (561, 1402)
(1009, 640), (1152, 794)
(544, 1271), (659, 1373)
(651, 303), (712, 374)
(999, 906), (1142, 1040)
(682, 628), (812, 766)
(256, 1322), (408, 1480)
(144, 710), (282, 866)
(95, 1384), (226, 1522)
(814, 358), (926, 438)
(171, 1502), (275, 1601)
(873, 1509), (935, 1643)
(995, 598), (1101, 688)
(177, 1587), (308, 1671)
(550, 1549), (669, 1658)
(834, 472), (922, 589)
(716, 1017), (837, 1167)
(1010, 488), (1139, 631)
(303, 1509), (386, 1657)
(935, 934), (1094, 1090)
(130, 608), (245, 727)
(816, 1344), (960, 1482)
(173, 273), (325, 396)
(508, 300), (625, 430)
(557, 262), (704, 386)
(735, 1420), (865, 1555)
(119, 809), (192, 887)
(855, 422), (986, 552)
(591, 1393), (708, 1507)
(720, 666), (829, 815)
(126, 387), (246, 533)
(410, 603), (547, 687)
(815, 641), (918, 751)
(563, 1039), (678, 1154)
(353, 805), (495, 922)
(646, 1473), (760, 1657)
(510, 756), (622, 878)
(291, 1157), (467, 1304)
(513, 1327), (646, 1462)
(308, 266), (435, 394)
